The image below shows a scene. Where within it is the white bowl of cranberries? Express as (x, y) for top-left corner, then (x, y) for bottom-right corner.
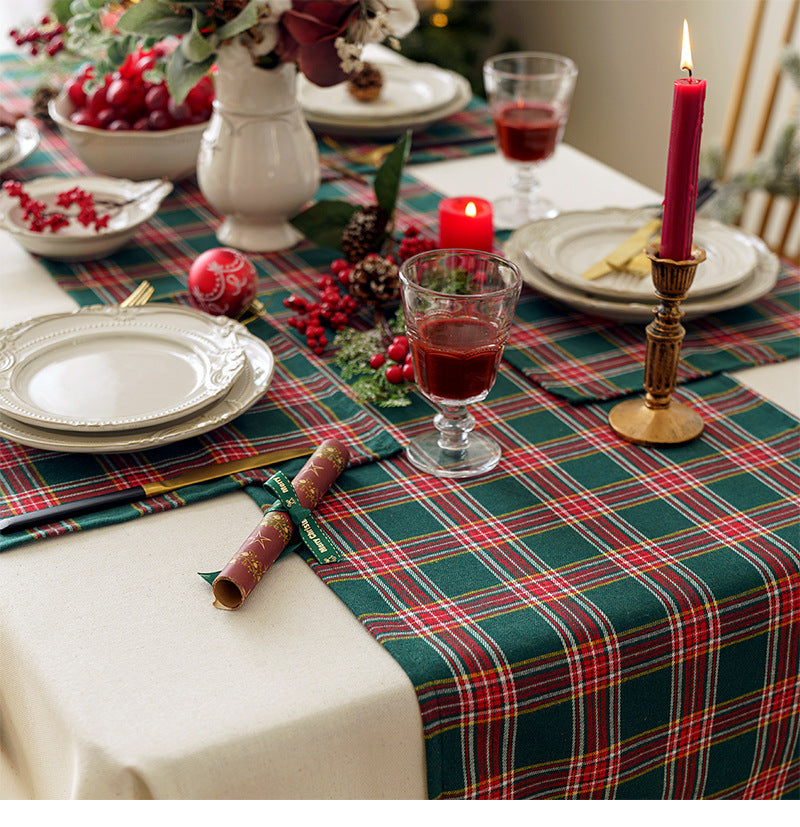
(49, 52), (214, 181)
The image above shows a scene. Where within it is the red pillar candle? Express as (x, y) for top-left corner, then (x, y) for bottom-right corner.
(438, 196), (494, 251)
(660, 20), (706, 261)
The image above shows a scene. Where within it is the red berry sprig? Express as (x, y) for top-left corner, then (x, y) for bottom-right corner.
(284, 272), (360, 355)
(369, 334), (415, 385)
(2, 180), (111, 233)
(9, 16), (66, 58)
(397, 225), (437, 262)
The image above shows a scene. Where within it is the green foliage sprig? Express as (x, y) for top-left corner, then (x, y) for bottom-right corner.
(290, 130), (411, 253)
(333, 308), (412, 407)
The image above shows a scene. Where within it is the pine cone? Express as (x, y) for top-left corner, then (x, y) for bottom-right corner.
(341, 205), (389, 264)
(347, 255), (400, 306)
(347, 63), (384, 102)
(31, 86), (56, 125)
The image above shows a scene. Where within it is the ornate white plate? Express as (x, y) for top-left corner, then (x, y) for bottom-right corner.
(298, 62), (460, 119)
(0, 305), (246, 432)
(0, 176), (172, 261)
(303, 68), (472, 138)
(0, 119), (40, 174)
(0, 325), (274, 453)
(521, 208), (758, 301)
(505, 228), (779, 323)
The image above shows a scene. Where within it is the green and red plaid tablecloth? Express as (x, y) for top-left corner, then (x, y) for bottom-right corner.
(504, 272), (800, 402)
(1, 53), (799, 800)
(292, 369), (798, 799)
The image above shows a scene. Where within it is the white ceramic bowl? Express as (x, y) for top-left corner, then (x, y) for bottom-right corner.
(0, 175), (173, 260)
(49, 90), (207, 181)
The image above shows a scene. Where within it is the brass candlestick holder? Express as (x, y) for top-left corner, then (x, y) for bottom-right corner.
(608, 243), (706, 446)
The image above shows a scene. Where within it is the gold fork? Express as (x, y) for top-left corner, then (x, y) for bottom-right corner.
(120, 280), (154, 307)
(322, 136), (393, 168)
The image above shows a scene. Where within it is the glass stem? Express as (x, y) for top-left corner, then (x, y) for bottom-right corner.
(511, 163), (540, 202)
(434, 404), (475, 454)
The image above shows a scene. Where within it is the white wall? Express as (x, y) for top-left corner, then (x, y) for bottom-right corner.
(489, 0), (797, 192)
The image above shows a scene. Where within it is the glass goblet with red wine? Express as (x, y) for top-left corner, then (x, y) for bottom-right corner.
(483, 51), (577, 228)
(399, 250), (522, 478)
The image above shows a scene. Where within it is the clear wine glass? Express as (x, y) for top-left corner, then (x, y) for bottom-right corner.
(483, 51), (578, 228)
(400, 249), (522, 479)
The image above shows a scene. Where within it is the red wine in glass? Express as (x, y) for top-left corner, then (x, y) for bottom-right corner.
(493, 102), (564, 163)
(410, 315), (503, 402)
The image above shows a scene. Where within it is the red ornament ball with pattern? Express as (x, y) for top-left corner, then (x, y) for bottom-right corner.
(188, 247), (257, 318)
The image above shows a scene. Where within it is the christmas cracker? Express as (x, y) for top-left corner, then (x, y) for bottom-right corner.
(211, 439), (350, 610)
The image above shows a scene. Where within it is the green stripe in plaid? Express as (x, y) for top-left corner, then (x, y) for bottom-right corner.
(0, 318), (401, 551)
(300, 370), (799, 799)
(504, 266), (800, 402)
(317, 98), (496, 168)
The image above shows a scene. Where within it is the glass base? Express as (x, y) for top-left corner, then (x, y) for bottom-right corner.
(406, 430), (502, 479)
(493, 193), (559, 229)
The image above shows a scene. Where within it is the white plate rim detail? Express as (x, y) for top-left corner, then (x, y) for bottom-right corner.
(0, 325), (274, 453)
(303, 68), (472, 138)
(0, 119), (40, 174)
(0, 305), (246, 432)
(520, 207), (758, 301)
(297, 62), (460, 120)
(504, 227), (779, 323)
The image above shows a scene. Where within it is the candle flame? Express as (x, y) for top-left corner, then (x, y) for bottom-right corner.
(465, 201), (477, 218)
(680, 19), (693, 74)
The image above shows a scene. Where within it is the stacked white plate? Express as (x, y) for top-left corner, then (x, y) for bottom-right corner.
(0, 304), (275, 453)
(297, 60), (472, 138)
(504, 207), (780, 323)
(0, 119), (39, 174)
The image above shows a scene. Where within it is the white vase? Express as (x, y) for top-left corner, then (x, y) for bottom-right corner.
(197, 44), (320, 252)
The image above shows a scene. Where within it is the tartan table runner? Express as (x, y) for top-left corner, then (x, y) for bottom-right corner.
(0, 315), (401, 552)
(316, 97), (497, 168)
(274, 369), (798, 799)
(503, 267), (800, 402)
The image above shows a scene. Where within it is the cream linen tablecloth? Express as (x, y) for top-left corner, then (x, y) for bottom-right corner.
(0, 148), (797, 799)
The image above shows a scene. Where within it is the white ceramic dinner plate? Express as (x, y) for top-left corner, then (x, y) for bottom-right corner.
(0, 176), (172, 261)
(505, 227), (779, 323)
(303, 65), (472, 138)
(0, 322), (275, 453)
(0, 119), (40, 174)
(298, 62), (461, 120)
(521, 207), (759, 302)
(0, 305), (246, 432)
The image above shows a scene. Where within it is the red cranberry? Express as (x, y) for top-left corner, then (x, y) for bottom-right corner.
(385, 365), (404, 384)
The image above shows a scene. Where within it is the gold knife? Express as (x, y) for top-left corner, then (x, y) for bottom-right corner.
(581, 218), (661, 280)
(580, 179), (717, 281)
(0, 445), (314, 534)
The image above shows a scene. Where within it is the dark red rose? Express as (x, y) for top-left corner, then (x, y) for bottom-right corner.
(278, 0), (361, 87)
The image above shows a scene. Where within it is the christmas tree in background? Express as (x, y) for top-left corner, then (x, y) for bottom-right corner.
(399, 0), (520, 95)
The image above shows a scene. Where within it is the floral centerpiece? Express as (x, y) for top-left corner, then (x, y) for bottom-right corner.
(64, 0), (418, 251)
(101, 0), (420, 102)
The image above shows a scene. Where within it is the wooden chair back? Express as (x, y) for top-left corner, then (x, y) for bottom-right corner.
(720, 0), (800, 261)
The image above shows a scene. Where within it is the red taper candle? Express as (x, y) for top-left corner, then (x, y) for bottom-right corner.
(660, 20), (706, 261)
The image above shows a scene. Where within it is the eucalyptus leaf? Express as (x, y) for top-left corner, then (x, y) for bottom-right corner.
(291, 200), (360, 251)
(181, 11), (217, 63)
(216, 1), (260, 40)
(117, 0), (194, 38)
(166, 49), (214, 104)
(374, 131), (411, 215)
